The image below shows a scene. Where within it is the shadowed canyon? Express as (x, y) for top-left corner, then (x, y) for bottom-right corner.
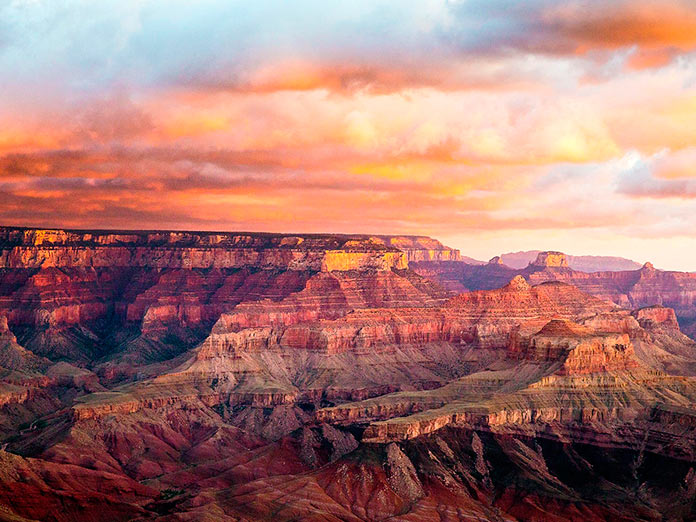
(0, 226), (695, 521)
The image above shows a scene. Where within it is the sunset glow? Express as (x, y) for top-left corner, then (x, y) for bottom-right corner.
(2, 0), (696, 268)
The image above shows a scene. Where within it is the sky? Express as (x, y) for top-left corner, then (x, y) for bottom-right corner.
(2, 0), (696, 270)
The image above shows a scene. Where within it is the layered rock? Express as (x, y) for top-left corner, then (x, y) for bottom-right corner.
(0, 228), (695, 521)
(376, 235), (461, 262)
(413, 250), (696, 340)
(529, 251), (570, 268)
(63, 277), (616, 425)
(71, 277), (626, 428)
(0, 227), (455, 365)
(0, 227), (412, 271)
(352, 310), (696, 447)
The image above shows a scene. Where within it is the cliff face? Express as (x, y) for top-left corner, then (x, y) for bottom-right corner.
(0, 227), (412, 271)
(376, 235), (461, 262)
(414, 250), (696, 340)
(0, 227), (453, 363)
(0, 229), (695, 522)
(529, 251), (569, 268)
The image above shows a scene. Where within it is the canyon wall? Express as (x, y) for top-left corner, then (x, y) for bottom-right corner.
(414, 250), (696, 337)
(0, 229), (695, 521)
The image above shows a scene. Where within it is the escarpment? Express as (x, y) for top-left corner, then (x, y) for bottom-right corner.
(0, 227), (413, 270)
(0, 227), (452, 363)
(413, 249), (696, 341)
(1, 228), (696, 521)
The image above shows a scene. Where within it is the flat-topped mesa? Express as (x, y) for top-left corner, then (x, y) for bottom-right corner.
(0, 226), (411, 272)
(530, 251), (569, 268)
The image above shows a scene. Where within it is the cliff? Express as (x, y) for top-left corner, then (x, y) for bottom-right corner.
(375, 235), (461, 262)
(413, 250), (696, 340)
(0, 227), (414, 271)
(529, 251), (569, 268)
(0, 226), (454, 363)
(1, 228), (695, 522)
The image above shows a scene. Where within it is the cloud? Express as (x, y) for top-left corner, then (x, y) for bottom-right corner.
(618, 148), (696, 198)
(449, 0), (696, 67)
(1, 0), (696, 262)
(3, 0), (694, 107)
(541, 1), (696, 54)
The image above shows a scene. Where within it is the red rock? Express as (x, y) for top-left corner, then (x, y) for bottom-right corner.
(415, 251), (696, 340)
(632, 305), (680, 329)
(0, 227), (695, 521)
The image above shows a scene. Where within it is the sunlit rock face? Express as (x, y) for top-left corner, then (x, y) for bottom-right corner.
(377, 235), (461, 262)
(0, 227), (413, 271)
(0, 227), (695, 521)
(529, 251), (570, 268)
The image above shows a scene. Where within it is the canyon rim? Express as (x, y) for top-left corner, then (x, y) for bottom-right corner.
(2, 1), (696, 521)
(0, 227), (695, 520)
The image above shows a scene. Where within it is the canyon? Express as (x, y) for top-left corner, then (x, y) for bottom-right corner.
(413, 250), (696, 339)
(0, 227), (695, 521)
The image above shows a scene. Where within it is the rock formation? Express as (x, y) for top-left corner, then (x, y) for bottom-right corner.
(413, 250), (696, 341)
(500, 250), (643, 272)
(529, 251), (570, 268)
(0, 228), (694, 521)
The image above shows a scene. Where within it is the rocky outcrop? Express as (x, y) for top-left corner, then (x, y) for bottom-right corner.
(529, 251), (570, 268)
(384, 443), (424, 502)
(1, 227), (696, 522)
(377, 236), (461, 262)
(414, 251), (696, 340)
(633, 305), (680, 330)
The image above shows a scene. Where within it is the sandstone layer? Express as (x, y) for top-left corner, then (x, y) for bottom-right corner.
(0, 230), (694, 521)
(414, 250), (696, 339)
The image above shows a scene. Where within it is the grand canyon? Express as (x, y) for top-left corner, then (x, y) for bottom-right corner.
(0, 226), (694, 521)
(4, 1), (696, 520)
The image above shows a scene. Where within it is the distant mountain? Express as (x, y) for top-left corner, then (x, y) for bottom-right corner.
(460, 255), (486, 265)
(567, 255), (643, 272)
(500, 250), (642, 272)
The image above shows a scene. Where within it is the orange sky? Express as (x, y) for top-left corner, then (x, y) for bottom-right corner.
(1, 1), (696, 269)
